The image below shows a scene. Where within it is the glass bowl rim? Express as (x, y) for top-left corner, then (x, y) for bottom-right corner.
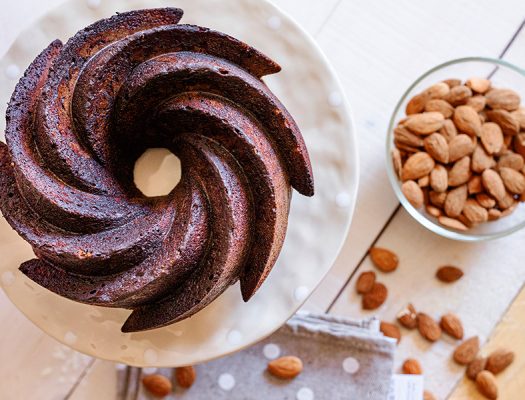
(386, 56), (525, 242)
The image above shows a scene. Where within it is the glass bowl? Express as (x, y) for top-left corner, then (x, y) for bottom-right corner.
(386, 57), (525, 241)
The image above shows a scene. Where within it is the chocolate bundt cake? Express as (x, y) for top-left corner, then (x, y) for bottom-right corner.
(0, 8), (314, 332)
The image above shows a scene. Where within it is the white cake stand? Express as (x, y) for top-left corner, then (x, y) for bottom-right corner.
(0, 0), (358, 367)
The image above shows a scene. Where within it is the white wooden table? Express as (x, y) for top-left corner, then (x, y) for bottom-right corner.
(1, 1), (525, 399)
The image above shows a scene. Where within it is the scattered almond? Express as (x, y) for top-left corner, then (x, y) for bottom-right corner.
(486, 348), (515, 375)
(417, 313), (442, 342)
(467, 356), (487, 380)
(423, 390), (437, 400)
(267, 356), (303, 379)
(476, 370), (498, 400)
(440, 313), (464, 339)
(453, 336), (480, 365)
(380, 321), (401, 343)
(356, 271), (376, 294)
(369, 247), (399, 272)
(362, 282), (388, 310)
(402, 358), (422, 375)
(397, 303), (418, 329)
(175, 366), (196, 388)
(142, 374), (173, 397)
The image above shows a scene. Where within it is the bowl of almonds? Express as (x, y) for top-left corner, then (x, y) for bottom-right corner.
(387, 57), (525, 240)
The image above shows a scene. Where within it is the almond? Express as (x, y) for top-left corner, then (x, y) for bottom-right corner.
(466, 77), (491, 94)
(401, 152), (435, 181)
(440, 313), (464, 339)
(405, 112), (445, 135)
(501, 201), (518, 215)
(175, 366), (196, 388)
(440, 119), (458, 141)
(397, 303), (418, 329)
(402, 180), (424, 208)
(395, 125), (424, 147)
(430, 190), (447, 207)
(486, 109), (520, 135)
(472, 145), (496, 173)
(356, 271), (376, 294)
(369, 247), (399, 272)
(443, 78), (461, 88)
(482, 169), (506, 201)
(444, 184), (468, 217)
(426, 204), (442, 217)
(392, 148), (402, 179)
(463, 198), (489, 223)
(436, 265), (464, 282)
(498, 152), (524, 171)
(362, 282), (388, 310)
(418, 175), (430, 187)
(424, 133), (449, 163)
(480, 123), (504, 154)
(476, 193), (496, 208)
(449, 134), (475, 162)
(417, 313), (442, 342)
(423, 390), (437, 400)
(142, 374), (173, 397)
(402, 358), (422, 374)
(445, 85), (472, 106)
(486, 349), (515, 374)
(425, 99), (454, 118)
(511, 107), (525, 130)
(499, 167), (525, 194)
(267, 356), (303, 379)
(430, 165), (448, 193)
(454, 336), (480, 365)
(476, 370), (498, 400)
(406, 92), (430, 115)
(448, 156), (471, 186)
(466, 95), (487, 112)
(466, 356), (487, 380)
(486, 88), (520, 111)
(514, 133), (525, 158)
(438, 216), (468, 231)
(424, 82), (451, 99)
(453, 105), (482, 136)
(498, 191), (516, 210)
(380, 321), (401, 343)
(468, 175), (483, 194)
(488, 208), (502, 220)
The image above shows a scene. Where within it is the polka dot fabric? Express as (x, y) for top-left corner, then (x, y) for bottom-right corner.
(117, 313), (395, 399)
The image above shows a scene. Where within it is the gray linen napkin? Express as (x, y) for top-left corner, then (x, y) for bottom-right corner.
(117, 312), (396, 400)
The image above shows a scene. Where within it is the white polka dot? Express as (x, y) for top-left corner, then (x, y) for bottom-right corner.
(64, 331), (77, 345)
(297, 387), (314, 400)
(342, 357), (360, 374)
(294, 286), (309, 302)
(267, 16), (281, 30)
(143, 348), (158, 364)
(5, 64), (20, 80)
(114, 363), (127, 371)
(335, 191), (352, 208)
(1, 271), (15, 286)
(143, 367), (157, 375)
(86, 0), (101, 9)
(227, 329), (243, 345)
(328, 91), (343, 107)
(263, 343), (281, 360)
(218, 373), (235, 391)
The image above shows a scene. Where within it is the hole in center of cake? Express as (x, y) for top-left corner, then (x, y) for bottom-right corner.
(133, 148), (181, 197)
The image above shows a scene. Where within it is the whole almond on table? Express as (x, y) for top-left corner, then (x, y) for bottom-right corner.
(440, 313), (464, 339)
(423, 390), (437, 400)
(268, 356), (303, 379)
(476, 370), (498, 400)
(402, 358), (422, 374)
(369, 247), (399, 272)
(417, 313), (442, 342)
(453, 336), (480, 365)
(142, 374), (173, 397)
(380, 321), (401, 343)
(467, 356), (488, 380)
(362, 282), (388, 310)
(405, 112), (445, 135)
(486, 348), (515, 374)
(485, 88), (521, 111)
(175, 366), (196, 388)
(356, 271), (376, 294)
(397, 303), (418, 329)
(402, 180), (424, 208)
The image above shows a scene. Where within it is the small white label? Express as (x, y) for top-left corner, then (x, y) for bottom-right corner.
(387, 374), (424, 400)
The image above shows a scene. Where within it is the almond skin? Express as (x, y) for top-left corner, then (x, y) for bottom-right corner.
(429, 190), (447, 208)
(445, 85), (472, 106)
(499, 167), (525, 194)
(448, 156), (471, 186)
(482, 169), (506, 201)
(369, 247), (399, 272)
(356, 271), (376, 294)
(511, 107), (525, 130)
(267, 356), (303, 379)
(402, 358), (422, 374)
(467, 356), (487, 380)
(498, 152), (524, 171)
(362, 282), (388, 310)
(423, 390), (437, 400)
(463, 198), (489, 223)
(476, 370), (498, 400)
(142, 374), (173, 397)
(437, 265), (467, 285)
(406, 92), (431, 115)
(425, 99), (454, 118)
(440, 313), (464, 339)
(486, 349), (515, 374)
(402, 180), (424, 208)
(449, 134), (475, 162)
(417, 313), (442, 342)
(476, 193), (496, 209)
(454, 336), (480, 365)
(480, 122), (504, 154)
(402, 152), (435, 181)
(395, 125), (424, 148)
(397, 303), (418, 329)
(424, 132), (449, 163)
(380, 321), (401, 343)
(486, 109), (520, 135)
(175, 366), (196, 388)
(468, 175), (483, 194)
(444, 184), (468, 217)
(438, 216), (468, 231)
(466, 77), (491, 94)
(440, 119), (458, 141)
(430, 165), (448, 193)
(405, 112), (445, 135)
(454, 105), (482, 136)
(467, 95), (487, 112)
(486, 88), (520, 111)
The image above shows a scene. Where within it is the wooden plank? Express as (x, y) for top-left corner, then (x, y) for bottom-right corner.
(449, 284), (525, 399)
